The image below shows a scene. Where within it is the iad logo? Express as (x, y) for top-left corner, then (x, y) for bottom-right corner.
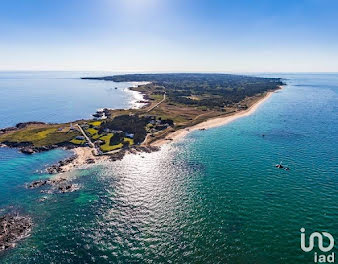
(300, 228), (335, 263)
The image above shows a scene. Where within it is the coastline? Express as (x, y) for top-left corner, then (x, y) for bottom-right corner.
(94, 82), (150, 113)
(151, 90), (275, 146)
(58, 90), (277, 174)
(126, 81), (151, 109)
(57, 147), (109, 173)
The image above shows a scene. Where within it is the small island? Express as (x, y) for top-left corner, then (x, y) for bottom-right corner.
(0, 73), (284, 170)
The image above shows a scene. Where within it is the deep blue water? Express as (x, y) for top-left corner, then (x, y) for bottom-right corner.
(0, 71), (143, 128)
(0, 73), (337, 263)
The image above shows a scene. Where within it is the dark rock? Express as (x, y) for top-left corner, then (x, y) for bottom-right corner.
(27, 180), (47, 189)
(0, 214), (32, 252)
(86, 158), (95, 164)
(57, 183), (79, 193)
(132, 145), (160, 153)
(109, 150), (126, 161)
(27, 177), (78, 194)
(0, 126), (17, 134)
(20, 147), (35, 154)
(15, 121), (46, 129)
(45, 155), (77, 174)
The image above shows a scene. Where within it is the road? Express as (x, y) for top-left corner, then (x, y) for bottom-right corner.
(76, 124), (100, 155)
(76, 91), (165, 155)
(146, 92), (166, 113)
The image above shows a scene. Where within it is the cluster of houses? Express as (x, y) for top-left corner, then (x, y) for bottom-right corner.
(75, 114), (174, 149)
(235, 103), (248, 110)
(92, 109), (112, 120)
(145, 115), (173, 133)
(101, 128), (135, 139)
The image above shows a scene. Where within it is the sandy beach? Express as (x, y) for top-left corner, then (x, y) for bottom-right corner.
(58, 147), (109, 173)
(151, 90), (276, 146)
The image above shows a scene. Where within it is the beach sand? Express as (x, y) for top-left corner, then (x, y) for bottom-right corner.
(151, 91), (275, 146)
(58, 147), (109, 173)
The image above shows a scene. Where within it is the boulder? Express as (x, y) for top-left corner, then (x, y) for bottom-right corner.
(0, 214), (32, 252)
(20, 147), (35, 154)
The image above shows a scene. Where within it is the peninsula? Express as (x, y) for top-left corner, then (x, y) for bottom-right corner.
(0, 73), (284, 171)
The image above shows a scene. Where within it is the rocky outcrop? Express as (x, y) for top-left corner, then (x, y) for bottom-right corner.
(86, 158), (95, 164)
(107, 145), (160, 161)
(27, 177), (79, 194)
(46, 155), (77, 174)
(20, 147), (35, 154)
(56, 184), (79, 193)
(0, 214), (32, 252)
(132, 145), (160, 153)
(109, 150), (127, 161)
(0, 127), (17, 134)
(19, 145), (60, 154)
(0, 142), (62, 154)
(15, 121), (47, 129)
(0, 122), (47, 134)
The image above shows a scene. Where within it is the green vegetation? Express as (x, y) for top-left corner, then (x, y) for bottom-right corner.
(100, 143), (123, 152)
(93, 132), (135, 152)
(99, 115), (151, 144)
(0, 125), (80, 147)
(86, 127), (101, 139)
(124, 137), (134, 145)
(90, 121), (102, 127)
(86, 73), (283, 108)
(86, 128), (98, 135)
(108, 133), (124, 145)
(99, 133), (123, 152)
(149, 94), (164, 100)
(1, 74), (283, 150)
(70, 138), (86, 145)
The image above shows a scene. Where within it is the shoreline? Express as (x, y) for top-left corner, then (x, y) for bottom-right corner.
(150, 90), (275, 146)
(57, 147), (109, 173)
(57, 90), (277, 174)
(126, 81), (151, 109)
(93, 82), (150, 114)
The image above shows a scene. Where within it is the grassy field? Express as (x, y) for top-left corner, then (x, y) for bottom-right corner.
(90, 121), (102, 127)
(99, 134), (121, 152)
(87, 128), (100, 138)
(0, 125), (80, 147)
(96, 134), (134, 152)
(123, 137), (134, 146)
(86, 128), (98, 135)
(70, 138), (86, 145)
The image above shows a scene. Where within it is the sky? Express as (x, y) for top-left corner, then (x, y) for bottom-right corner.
(0, 0), (337, 72)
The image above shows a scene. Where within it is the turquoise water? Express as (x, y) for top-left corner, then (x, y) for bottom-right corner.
(0, 73), (337, 263)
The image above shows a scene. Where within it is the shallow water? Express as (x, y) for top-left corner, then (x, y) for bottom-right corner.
(0, 73), (337, 263)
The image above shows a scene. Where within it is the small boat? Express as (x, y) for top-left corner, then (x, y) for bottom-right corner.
(275, 163), (284, 169)
(275, 161), (290, 170)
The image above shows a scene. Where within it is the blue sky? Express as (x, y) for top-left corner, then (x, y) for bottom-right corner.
(0, 0), (337, 72)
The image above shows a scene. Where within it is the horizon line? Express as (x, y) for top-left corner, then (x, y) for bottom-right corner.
(0, 70), (337, 74)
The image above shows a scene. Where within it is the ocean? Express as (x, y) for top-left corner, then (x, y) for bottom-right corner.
(0, 71), (144, 128)
(0, 72), (337, 263)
